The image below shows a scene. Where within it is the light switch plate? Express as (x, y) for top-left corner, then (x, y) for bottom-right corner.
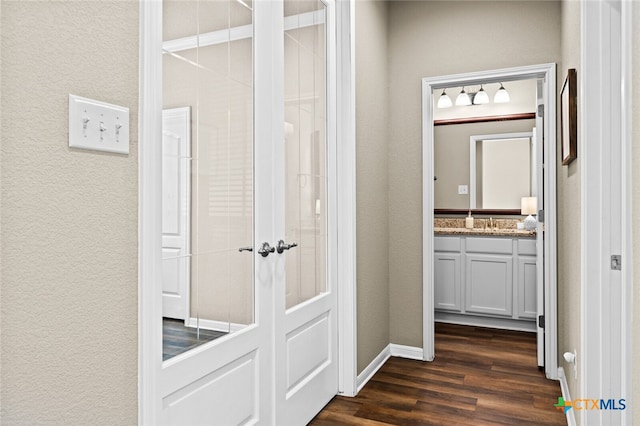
(69, 94), (129, 154)
(458, 185), (468, 195)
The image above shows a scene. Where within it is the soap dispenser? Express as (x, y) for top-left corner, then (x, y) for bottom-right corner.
(465, 211), (474, 229)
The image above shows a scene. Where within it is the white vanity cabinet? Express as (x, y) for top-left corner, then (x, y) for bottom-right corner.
(434, 234), (537, 330)
(434, 237), (462, 312)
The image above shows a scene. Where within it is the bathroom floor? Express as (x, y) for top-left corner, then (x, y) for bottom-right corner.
(162, 318), (227, 361)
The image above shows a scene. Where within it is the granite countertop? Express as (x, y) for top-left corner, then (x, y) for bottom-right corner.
(434, 227), (536, 237)
(434, 217), (536, 237)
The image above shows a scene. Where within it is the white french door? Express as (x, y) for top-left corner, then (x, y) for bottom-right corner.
(148, 0), (338, 424)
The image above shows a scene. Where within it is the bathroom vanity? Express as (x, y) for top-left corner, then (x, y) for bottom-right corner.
(434, 226), (537, 331)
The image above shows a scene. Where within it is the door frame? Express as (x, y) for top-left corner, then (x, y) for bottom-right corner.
(581, 1), (633, 424)
(138, 0), (358, 422)
(421, 63), (558, 379)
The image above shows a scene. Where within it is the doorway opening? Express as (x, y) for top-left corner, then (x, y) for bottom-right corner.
(421, 64), (558, 380)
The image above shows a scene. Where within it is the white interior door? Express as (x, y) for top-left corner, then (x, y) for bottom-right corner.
(154, 1), (338, 424)
(162, 107), (191, 320)
(534, 79), (545, 368)
(275, 1), (338, 424)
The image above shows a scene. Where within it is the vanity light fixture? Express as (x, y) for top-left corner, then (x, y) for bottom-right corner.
(474, 85), (490, 104)
(437, 89), (453, 108)
(455, 87), (472, 106)
(521, 197), (537, 231)
(494, 82), (511, 103)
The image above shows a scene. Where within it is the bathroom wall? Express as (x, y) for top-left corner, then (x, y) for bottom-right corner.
(387, 0), (561, 347)
(633, 3), (640, 422)
(355, 0), (391, 373)
(1, 1), (138, 424)
(557, 0), (582, 422)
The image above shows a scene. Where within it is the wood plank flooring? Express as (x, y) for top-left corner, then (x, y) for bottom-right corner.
(310, 323), (566, 425)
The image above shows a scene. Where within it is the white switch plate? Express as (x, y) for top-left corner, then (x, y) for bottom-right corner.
(69, 94), (129, 154)
(458, 185), (468, 195)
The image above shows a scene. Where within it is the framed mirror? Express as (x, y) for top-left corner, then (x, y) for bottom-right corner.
(470, 131), (534, 210)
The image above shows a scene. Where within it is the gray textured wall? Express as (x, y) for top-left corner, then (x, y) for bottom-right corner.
(1, 1), (139, 424)
(387, 0), (561, 347)
(355, 0), (391, 374)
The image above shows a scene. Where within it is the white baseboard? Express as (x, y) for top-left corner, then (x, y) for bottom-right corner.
(186, 317), (246, 333)
(356, 345), (391, 393)
(390, 344), (424, 360)
(558, 367), (577, 426)
(355, 344), (425, 394)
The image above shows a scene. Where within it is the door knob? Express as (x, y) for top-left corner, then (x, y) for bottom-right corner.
(257, 242), (275, 257)
(276, 239), (298, 254)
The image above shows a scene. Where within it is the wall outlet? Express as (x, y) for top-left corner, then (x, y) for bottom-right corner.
(458, 185), (468, 195)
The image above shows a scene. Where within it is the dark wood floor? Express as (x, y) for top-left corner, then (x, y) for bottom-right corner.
(162, 318), (226, 361)
(310, 323), (566, 425)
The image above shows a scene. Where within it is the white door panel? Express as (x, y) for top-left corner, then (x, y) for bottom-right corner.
(162, 107), (191, 321)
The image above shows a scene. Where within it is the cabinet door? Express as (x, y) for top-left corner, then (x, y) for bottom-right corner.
(518, 256), (537, 319)
(465, 254), (513, 316)
(434, 253), (461, 312)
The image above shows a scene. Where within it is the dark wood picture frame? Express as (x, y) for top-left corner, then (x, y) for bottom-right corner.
(561, 68), (577, 165)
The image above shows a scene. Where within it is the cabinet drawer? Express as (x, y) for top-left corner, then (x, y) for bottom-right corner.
(434, 236), (461, 252)
(518, 239), (537, 255)
(465, 237), (512, 254)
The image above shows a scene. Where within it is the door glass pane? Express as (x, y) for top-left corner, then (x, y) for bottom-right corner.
(162, 0), (254, 361)
(284, 0), (327, 309)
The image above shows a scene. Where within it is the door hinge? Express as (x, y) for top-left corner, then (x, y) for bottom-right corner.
(538, 315), (545, 329)
(537, 104), (544, 118)
(611, 255), (622, 271)
(538, 209), (544, 223)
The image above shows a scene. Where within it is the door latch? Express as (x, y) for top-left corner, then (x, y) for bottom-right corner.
(611, 255), (622, 271)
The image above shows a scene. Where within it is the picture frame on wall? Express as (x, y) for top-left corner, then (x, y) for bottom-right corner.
(561, 68), (577, 166)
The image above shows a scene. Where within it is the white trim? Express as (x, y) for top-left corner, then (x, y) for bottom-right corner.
(139, 0), (163, 424)
(356, 345), (391, 393)
(558, 367), (577, 426)
(581, 1), (632, 424)
(469, 131), (533, 209)
(620, 0), (633, 422)
(422, 78), (436, 362)
(422, 63), (557, 378)
(185, 318), (247, 334)
(336, 0), (358, 398)
(389, 344), (424, 360)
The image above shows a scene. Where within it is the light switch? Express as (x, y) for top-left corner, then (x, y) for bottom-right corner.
(68, 94), (129, 154)
(458, 185), (468, 195)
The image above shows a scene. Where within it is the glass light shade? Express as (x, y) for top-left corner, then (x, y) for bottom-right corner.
(455, 88), (471, 106)
(494, 83), (510, 103)
(437, 90), (452, 108)
(474, 87), (489, 104)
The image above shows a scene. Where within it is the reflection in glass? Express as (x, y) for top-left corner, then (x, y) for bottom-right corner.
(162, 0), (254, 361)
(284, 0), (328, 309)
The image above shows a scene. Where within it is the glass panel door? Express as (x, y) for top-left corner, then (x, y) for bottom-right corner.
(283, 0), (328, 310)
(162, 0), (254, 361)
